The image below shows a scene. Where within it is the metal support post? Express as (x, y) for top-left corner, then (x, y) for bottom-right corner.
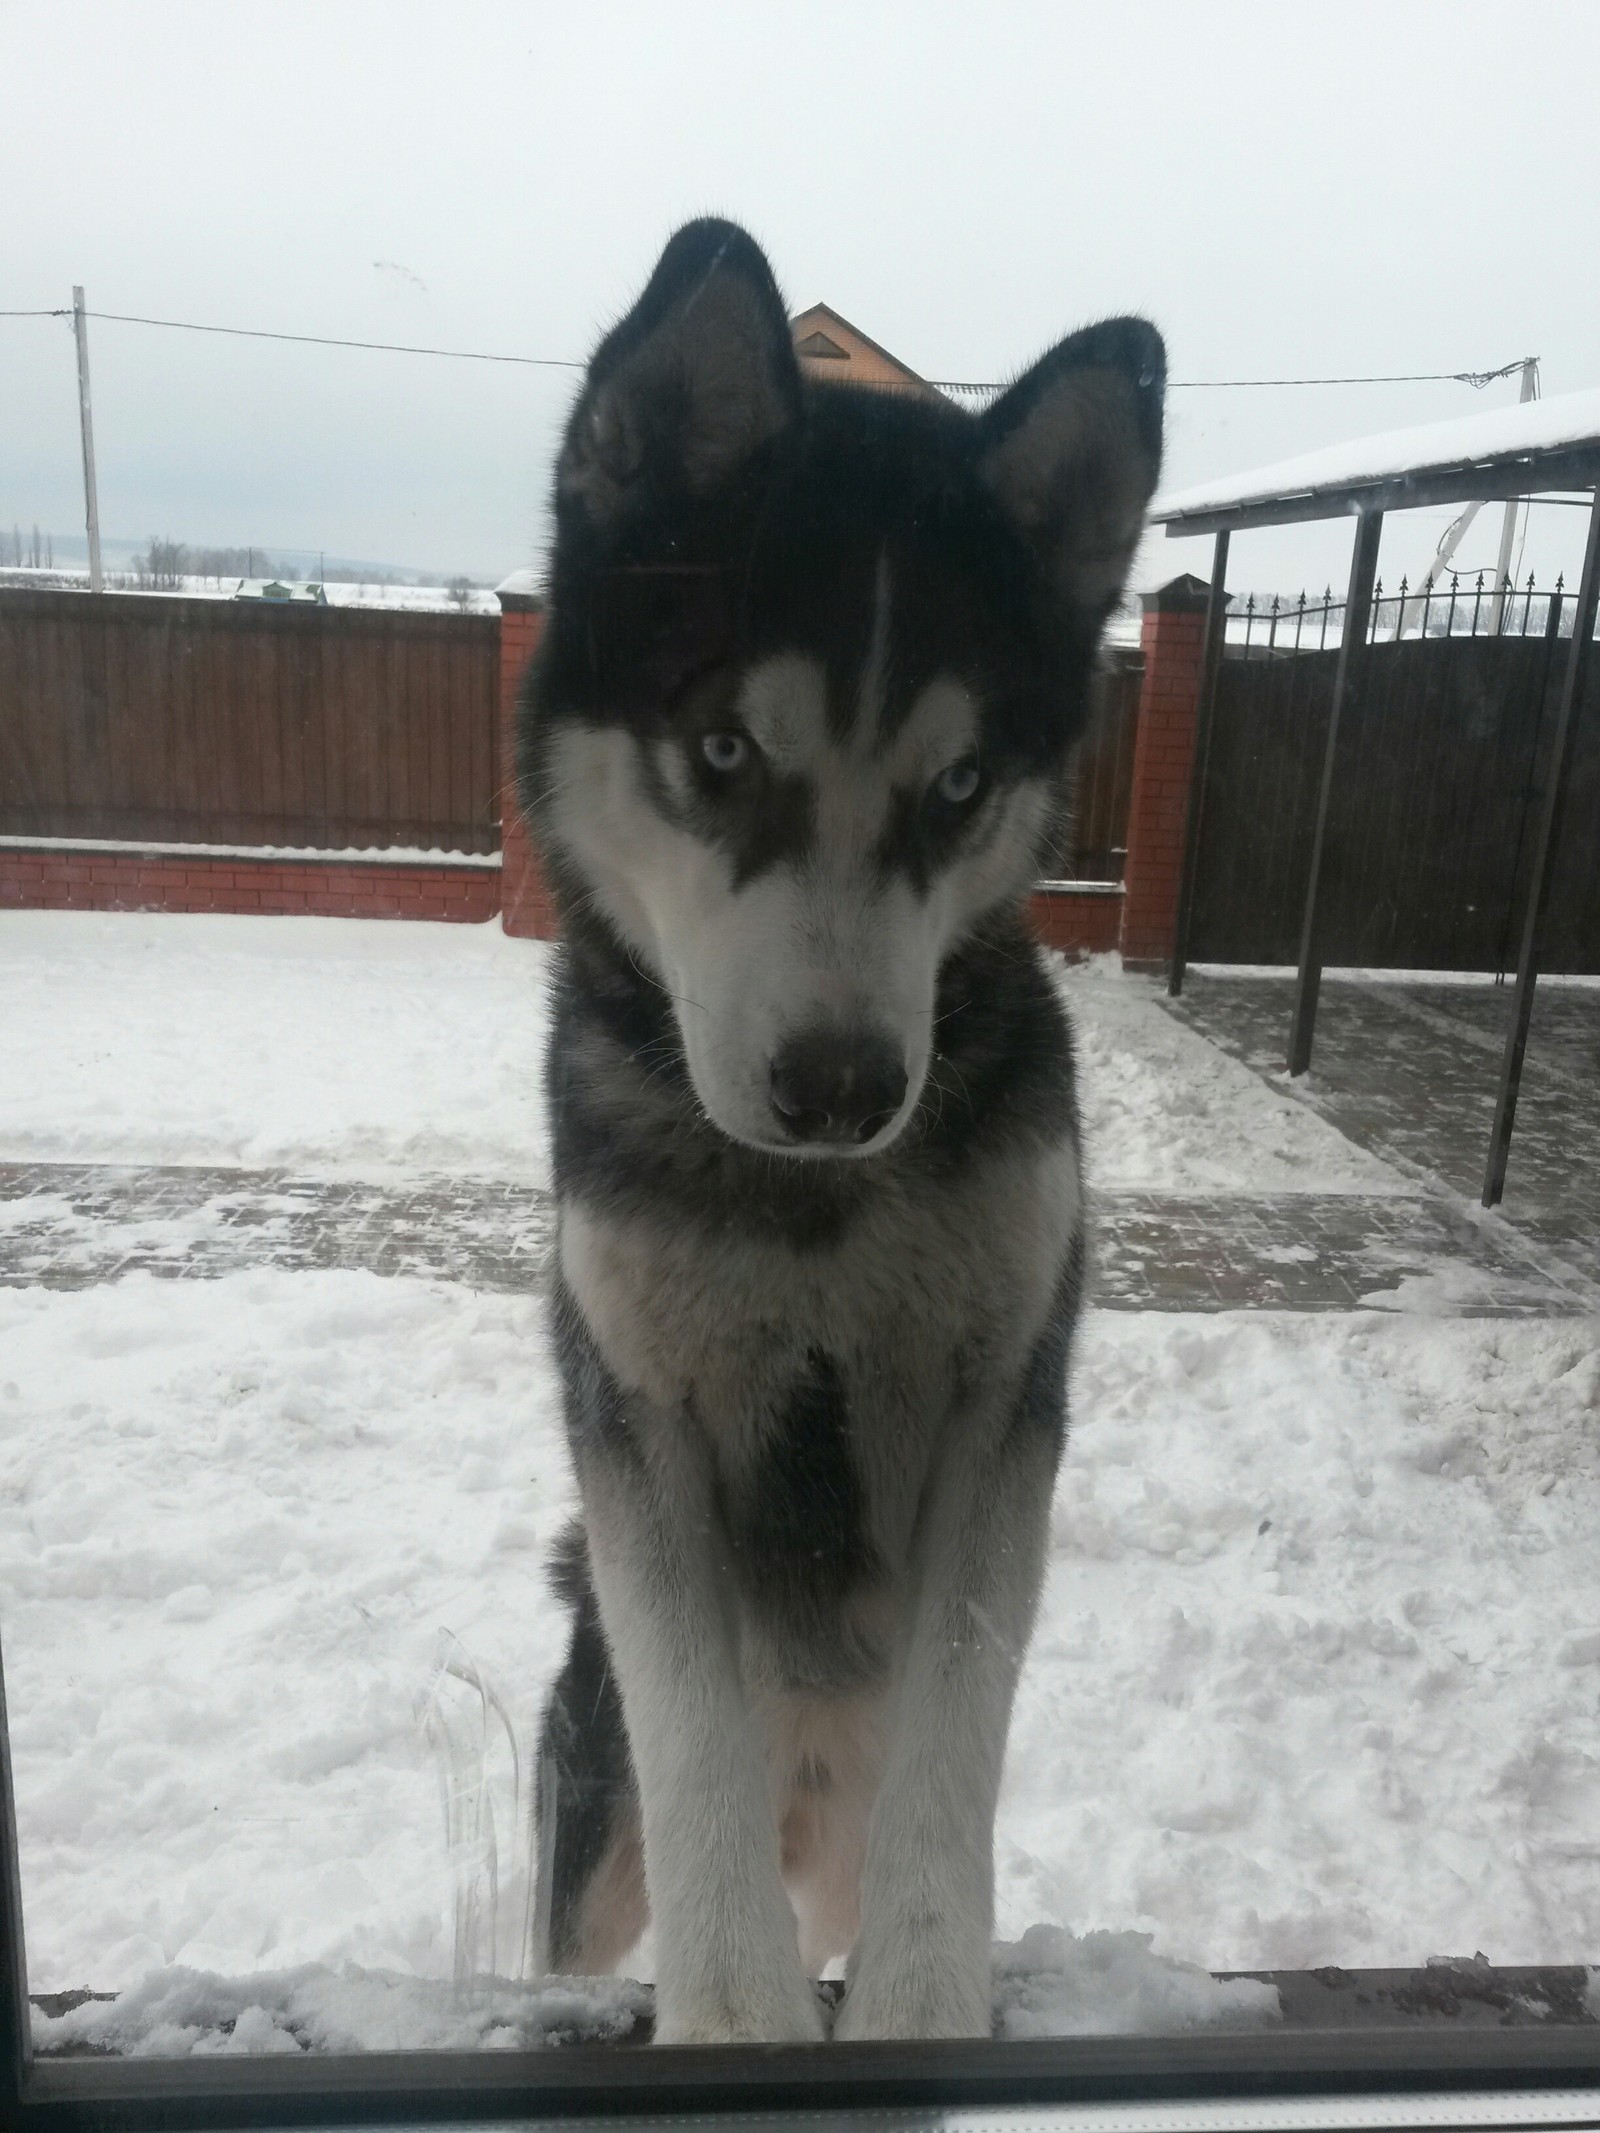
(1287, 508), (1383, 1076)
(71, 286), (103, 593)
(1168, 532), (1230, 998)
(1494, 578), (1566, 983)
(1489, 358), (1539, 634)
(1482, 486), (1600, 1206)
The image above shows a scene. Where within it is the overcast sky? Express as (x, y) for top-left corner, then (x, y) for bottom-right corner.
(6, 0), (1599, 597)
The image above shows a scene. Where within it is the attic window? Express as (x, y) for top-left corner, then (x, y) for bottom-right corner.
(795, 330), (848, 360)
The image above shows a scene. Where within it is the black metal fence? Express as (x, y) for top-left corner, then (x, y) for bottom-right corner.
(1187, 572), (1600, 973)
(1227, 568), (1595, 654)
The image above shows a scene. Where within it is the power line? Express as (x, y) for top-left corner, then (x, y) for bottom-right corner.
(941, 361), (1531, 392)
(1, 304), (1531, 393)
(6, 305), (582, 369)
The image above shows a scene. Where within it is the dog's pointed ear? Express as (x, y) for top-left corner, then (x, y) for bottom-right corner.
(977, 317), (1165, 628)
(558, 218), (802, 526)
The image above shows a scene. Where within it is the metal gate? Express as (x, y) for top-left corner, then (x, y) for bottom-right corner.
(1185, 577), (1600, 973)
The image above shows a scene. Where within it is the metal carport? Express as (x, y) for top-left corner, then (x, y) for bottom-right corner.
(1150, 389), (1600, 1208)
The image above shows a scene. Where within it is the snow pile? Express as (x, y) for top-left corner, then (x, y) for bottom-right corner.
(0, 914), (552, 1179)
(992, 1925), (1279, 2038)
(0, 1270), (571, 1992)
(1, 836), (500, 866)
(1059, 957), (1405, 1196)
(1002, 1311), (1600, 1971)
(29, 1935), (1276, 2056)
(31, 1963), (648, 2057)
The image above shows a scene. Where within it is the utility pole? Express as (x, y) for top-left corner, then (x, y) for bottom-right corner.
(1489, 357), (1539, 633)
(71, 287), (104, 593)
(1398, 501), (1480, 637)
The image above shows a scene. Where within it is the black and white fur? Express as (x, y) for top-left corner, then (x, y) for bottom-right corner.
(521, 220), (1163, 2044)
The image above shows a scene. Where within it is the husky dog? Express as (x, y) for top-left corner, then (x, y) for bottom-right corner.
(522, 220), (1163, 2044)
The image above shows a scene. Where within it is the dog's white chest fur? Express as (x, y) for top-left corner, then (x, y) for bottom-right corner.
(558, 1136), (1080, 1565)
(562, 1138), (1077, 1405)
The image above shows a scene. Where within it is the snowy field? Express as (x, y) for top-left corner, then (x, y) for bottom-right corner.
(1, 913), (1597, 2047)
(0, 566), (502, 615)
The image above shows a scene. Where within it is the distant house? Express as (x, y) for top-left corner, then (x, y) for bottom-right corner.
(789, 304), (943, 402)
(233, 579), (327, 605)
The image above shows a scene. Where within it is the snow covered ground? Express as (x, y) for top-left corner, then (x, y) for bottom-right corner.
(0, 914), (552, 1182)
(0, 913), (1391, 1195)
(1, 911), (1596, 2048)
(5, 1270), (1597, 2009)
(1061, 956), (1401, 1196)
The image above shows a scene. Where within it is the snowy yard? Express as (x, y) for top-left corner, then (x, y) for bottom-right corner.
(1, 913), (1597, 2047)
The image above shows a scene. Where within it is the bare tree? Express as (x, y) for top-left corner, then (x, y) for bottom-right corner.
(134, 536), (188, 590)
(190, 545), (274, 584)
(447, 575), (475, 611)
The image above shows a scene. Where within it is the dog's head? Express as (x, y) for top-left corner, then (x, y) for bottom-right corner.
(527, 218), (1163, 1158)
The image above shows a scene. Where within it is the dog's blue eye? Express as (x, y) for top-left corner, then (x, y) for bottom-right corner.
(932, 756), (981, 807)
(701, 731), (748, 774)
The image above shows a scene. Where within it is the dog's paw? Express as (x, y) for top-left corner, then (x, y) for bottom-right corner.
(833, 1930), (993, 2041)
(653, 1974), (826, 2047)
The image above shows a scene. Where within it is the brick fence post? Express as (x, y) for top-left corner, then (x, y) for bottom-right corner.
(1118, 572), (1214, 972)
(494, 575), (559, 939)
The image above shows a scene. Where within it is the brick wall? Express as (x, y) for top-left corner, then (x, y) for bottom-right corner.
(1117, 577), (1212, 970)
(496, 590), (560, 940)
(0, 846), (502, 922)
(1029, 885), (1124, 958)
(0, 582), (1199, 964)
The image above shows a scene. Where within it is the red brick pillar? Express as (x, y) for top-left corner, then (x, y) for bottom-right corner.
(1118, 573), (1214, 971)
(495, 578), (559, 940)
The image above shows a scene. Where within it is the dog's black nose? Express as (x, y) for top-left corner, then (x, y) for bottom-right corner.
(770, 1026), (908, 1147)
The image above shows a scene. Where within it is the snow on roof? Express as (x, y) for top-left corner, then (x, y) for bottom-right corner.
(1153, 385), (1600, 533)
(494, 566), (544, 602)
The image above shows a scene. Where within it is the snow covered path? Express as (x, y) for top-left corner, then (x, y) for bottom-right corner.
(0, 1161), (1577, 1314)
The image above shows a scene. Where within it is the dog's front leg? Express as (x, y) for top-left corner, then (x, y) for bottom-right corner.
(833, 1369), (1062, 2041)
(578, 1431), (824, 2046)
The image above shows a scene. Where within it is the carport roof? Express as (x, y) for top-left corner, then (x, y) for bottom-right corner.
(1151, 385), (1600, 535)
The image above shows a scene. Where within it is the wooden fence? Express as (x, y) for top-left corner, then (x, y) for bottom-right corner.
(1, 588), (1142, 883)
(0, 589), (500, 852)
(1187, 631), (1599, 973)
(1054, 649), (1141, 881)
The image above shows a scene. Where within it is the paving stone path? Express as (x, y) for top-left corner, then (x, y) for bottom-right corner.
(1163, 972), (1600, 1293)
(2, 1160), (1588, 1315)
(0, 1163), (554, 1294)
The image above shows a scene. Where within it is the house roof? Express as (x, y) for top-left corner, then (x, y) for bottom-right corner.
(1152, 386), (1600, 536)
(232, 578), (327, 604)
(789, 303), (943, 402)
